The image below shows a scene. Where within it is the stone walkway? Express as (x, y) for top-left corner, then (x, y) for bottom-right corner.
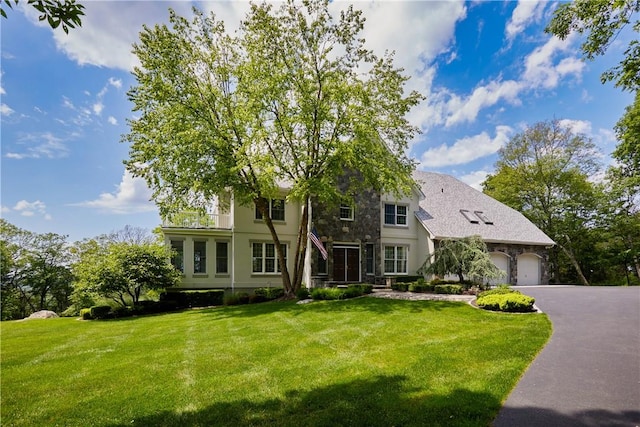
(369, 289), (476, 303)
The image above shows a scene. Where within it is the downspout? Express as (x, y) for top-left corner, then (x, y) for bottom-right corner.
(231, 192), (235, 294)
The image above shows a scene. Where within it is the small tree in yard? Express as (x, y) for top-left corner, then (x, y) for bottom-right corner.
(124, 0), (423, 297)
(419, 235), (505, 284)
(74, 241), (180, 307)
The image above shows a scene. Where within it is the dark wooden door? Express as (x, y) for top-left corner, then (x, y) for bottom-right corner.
(333, 247), (360, 282)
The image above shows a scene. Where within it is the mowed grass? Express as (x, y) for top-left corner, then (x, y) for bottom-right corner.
(1, 298), (551, 427)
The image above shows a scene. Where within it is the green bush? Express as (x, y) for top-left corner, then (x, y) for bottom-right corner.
(477, 285), (520, 299)
(476, 293), (535, 313)
(254, 287), (284, 300)
(434, 284), (463, 295)
(391, 282), (409, 292)
(311, 287), (345, 300)
(409, 281), (433, 293)
(296, 288), (310, 300)
(89, 305), (112, 319)
(394, 275), (423, 283)
(349, 284), (373, 294)
(160, 290), (225, 308)
(79, 308), (92, 320)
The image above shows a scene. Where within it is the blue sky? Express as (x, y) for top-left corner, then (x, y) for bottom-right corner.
(1, 1), (634, 242)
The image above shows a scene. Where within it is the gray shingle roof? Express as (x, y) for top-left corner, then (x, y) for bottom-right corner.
(413, 171), (555, 246)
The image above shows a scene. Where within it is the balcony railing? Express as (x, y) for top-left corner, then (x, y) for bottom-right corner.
(162, 212), (232, 229)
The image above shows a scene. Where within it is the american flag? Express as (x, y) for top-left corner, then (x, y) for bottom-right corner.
(310, 227), (328, 260)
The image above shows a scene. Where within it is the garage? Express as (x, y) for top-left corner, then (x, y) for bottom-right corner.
(489, 252), (510, 285)
(517, 254), (541, 285)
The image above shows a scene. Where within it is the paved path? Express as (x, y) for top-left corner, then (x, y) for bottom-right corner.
(493, 286), (640, 427)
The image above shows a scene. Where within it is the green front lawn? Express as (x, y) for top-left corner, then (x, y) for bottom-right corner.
(1, 298), (551, 426)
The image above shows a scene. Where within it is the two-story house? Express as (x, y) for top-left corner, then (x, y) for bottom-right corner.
(161, 171), (554, 291)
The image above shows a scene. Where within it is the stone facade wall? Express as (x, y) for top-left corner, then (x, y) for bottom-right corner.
(486, 243), (551, 285)
(310, 172), (382, 284)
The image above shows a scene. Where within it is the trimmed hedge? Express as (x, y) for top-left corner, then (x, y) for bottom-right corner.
(254, 287), (284, 301)
(89, 305), (112, 319)
(391, 282), (409, 292)
(477, 286), (521, 299)
(80, 308), (92, 320)
(160, 290), (225, 308)
(311, 284), (373, 301)
(476, 293), (535, 312)
(434, 284), (463, 295)
(409, 281), (434, 293)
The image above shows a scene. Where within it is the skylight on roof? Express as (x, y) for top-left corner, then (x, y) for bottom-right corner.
(460, 209), (479, 224)
(474, 211), (494, 225)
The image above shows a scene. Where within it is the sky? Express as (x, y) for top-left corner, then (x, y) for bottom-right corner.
(1, 1), (635, 242)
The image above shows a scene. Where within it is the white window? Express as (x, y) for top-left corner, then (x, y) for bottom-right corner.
(384, 204), (407, 226)
(252, 242), (287, 274)
(384, 245), (407, 274)
(193, 241), (207, 273)
(255, 199), (285, 221)
(339, 205), (354, 221)
(170, 240), (184, 273)
(216, 241), (228, 274)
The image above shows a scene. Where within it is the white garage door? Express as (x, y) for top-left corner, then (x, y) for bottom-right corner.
(489, 253), (509, 286)
(517, 254), (540, 285)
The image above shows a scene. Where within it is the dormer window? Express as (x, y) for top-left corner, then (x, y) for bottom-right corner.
(460, 209), (479, 224)
(474, 211), (493, 225)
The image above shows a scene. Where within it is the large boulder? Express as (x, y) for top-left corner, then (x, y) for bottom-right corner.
(26, 310), (59, 319)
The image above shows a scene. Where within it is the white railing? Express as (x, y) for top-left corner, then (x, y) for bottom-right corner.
(162, 212), (232, 229)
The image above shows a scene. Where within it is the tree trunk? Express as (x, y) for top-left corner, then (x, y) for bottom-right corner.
(558, 237), (590, 286)
(291, 201), (309, 295)
(257, 197), (294, 296)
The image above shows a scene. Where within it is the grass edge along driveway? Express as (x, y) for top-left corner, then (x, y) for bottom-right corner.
(1, 297), (551, 427)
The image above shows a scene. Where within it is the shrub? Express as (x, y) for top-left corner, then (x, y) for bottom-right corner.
(477, 285), (520, 299)
(349, 284), (373, 294)
(111, 306), (133, 318)
(224, 294), (241, 306)
(434, 284), (463, 295)
(476, 293), (535, 313)
(254, 287), (284, 301)
(409, 281), (433, 293)
(296, 288), (310, 300)
(89, 305), (112, 319)
(391, 282), (409, 292)
(394, 275), (423, 283)
(80, 308), (92, 320)
(311, 287), (345, 300)
(160, 290), (225, 308)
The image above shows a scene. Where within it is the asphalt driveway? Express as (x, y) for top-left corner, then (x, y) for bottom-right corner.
(493, 286), (640, 427)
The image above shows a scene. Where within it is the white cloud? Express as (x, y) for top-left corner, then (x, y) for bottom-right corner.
(108, 77), (122, 89)
(444, 79), (522, 127)
(1, 205), (11, 213)
(1, 103), (14, 116)
(33, 2), (195, 71)
(505, 1), (545, 43)
(523, 34), (584, 89)
(458, 170), (492, 191)
(107, 116), (118, 125)
(92, 102), (104, 116)
(559, 119), (592, 136)
(13, 200), (50, 218)
(73, 170), (156, 214)
(5, 132), (69, 159)
(419, 125), (512, 168)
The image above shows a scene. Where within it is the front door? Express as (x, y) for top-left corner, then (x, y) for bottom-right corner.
(333, 246), (360, 282)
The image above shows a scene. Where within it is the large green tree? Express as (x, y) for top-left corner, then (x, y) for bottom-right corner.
(419, 235), (505, 284)
(74, 240), (180, 307)
(483, 120), (602, 285)
(0, 219), (73, 319)
(125, 0), (422, 296)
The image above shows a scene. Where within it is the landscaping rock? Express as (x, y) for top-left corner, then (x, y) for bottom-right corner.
(296, 299), (313, 305)
(26, 310), (59, 319)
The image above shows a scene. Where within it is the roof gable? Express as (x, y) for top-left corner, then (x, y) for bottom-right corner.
(413, 171), (555, 246)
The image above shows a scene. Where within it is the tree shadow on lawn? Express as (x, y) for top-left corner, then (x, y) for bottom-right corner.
(105, 374), (502, 427)
(192, 297), (463, 321)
